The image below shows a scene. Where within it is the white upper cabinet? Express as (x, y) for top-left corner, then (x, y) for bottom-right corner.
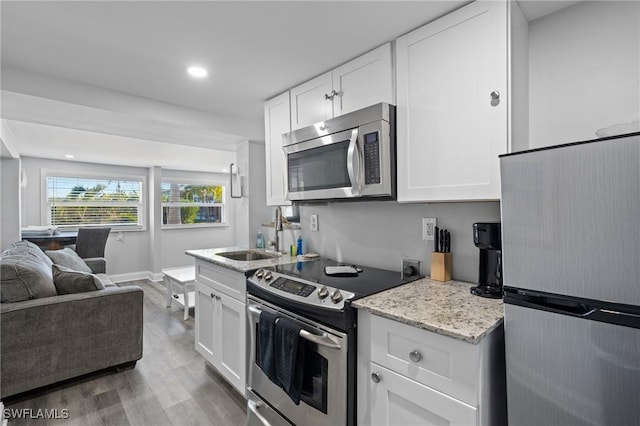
(396, 0), (509, 202)
(264, 92), (292, 206)
(290, 43), (394, 130)
(332, 43), (395, 117)
(290, 72), (333, 130)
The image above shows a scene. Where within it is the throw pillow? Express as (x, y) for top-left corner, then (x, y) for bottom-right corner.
(0, 251), (57, 303)
(45, 248), (92, 273)
(52, 264), (105, 295)
(3, 240), (54, 268)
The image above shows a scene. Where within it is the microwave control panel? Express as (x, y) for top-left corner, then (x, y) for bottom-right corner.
(363, 131), (381, 184)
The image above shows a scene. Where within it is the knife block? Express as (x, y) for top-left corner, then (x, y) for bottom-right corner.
(430, 252), (452, 282)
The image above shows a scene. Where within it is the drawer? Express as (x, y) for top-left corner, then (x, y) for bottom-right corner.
(370, 314), (478, 406)
(196, 260), (245, 301)
(370, 362), (477, 426)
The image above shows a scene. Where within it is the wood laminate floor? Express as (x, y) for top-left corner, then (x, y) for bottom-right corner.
(3, 279), (247, 426)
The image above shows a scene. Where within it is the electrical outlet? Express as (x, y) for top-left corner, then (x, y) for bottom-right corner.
(310, 214), (319, 232)
(422, 218), (437, 241)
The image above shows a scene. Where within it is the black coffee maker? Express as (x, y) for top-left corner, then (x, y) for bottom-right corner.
(470, 222), (502, 298)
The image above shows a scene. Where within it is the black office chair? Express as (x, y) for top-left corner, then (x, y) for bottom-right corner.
(74, 227), (111, 274)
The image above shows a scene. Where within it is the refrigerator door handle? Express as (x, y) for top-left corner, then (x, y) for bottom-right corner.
(505, 289), (640, 329)
(506, 292), (595, 317)
(586, 308), (640, 329)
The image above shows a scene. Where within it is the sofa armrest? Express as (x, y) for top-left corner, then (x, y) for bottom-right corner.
(1, 285), (143, 398)
(83, 257), (106, 274)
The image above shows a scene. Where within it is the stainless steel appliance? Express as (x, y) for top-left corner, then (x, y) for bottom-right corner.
(500, 132), (640, 425)
(283, 103), (395, 202)
(246, 259), (421, 426)
(470, 222), (502, 298)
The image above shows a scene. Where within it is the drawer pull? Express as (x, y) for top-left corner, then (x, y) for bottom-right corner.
(371, 372), (381, 383)
(409, 350), (422, 362)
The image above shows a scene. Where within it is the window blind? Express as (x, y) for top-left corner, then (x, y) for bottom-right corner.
(47, 176), (143, 228)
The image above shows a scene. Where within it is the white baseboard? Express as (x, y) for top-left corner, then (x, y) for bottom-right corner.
(111, 271), (165, 283)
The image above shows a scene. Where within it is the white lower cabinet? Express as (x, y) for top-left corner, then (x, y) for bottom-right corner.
(370, 363), (476, 426)
(194, 260), (246, 396)
(358, 311), (506, 426)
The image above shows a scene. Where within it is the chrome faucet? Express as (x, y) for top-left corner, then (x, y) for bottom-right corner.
(269, 206), (284, 252)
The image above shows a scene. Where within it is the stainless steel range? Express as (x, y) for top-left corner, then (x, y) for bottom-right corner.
(246, 259), (421, 426)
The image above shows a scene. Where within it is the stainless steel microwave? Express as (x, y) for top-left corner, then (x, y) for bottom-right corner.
(283, 103), (395, 202)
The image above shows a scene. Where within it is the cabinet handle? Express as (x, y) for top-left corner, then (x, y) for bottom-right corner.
(490, 90), (500, 106)
(409, 350), (422, 363)
(324, 89), (339, 101)
(371, 372), (381, 383)
(210, 293), (215, 298)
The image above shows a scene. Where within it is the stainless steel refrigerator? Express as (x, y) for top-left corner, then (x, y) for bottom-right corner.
(500, 132), (640, 426)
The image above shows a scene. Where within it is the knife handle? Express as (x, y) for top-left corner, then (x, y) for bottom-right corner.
(444, 231), (450, 253)
(434, 226), (439, 252)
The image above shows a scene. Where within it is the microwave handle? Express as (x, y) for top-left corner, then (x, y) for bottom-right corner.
(346, 129), (362, 195)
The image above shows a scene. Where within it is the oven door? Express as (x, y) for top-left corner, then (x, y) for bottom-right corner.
(284, 128), (362, 201)
(247, 296), (348, 426)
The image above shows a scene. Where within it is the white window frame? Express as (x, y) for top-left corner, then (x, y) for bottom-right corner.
(161, 178), (228, 229)
(42, 169), (147, 231)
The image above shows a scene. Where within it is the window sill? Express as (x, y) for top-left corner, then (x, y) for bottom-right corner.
(162, 223), (229, 230)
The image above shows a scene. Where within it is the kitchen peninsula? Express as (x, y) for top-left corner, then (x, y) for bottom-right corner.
(355, 279), (506, 426)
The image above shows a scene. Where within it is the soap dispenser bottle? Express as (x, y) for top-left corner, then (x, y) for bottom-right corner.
(256, 229), (265, 249)
(296, 235), (303, 255)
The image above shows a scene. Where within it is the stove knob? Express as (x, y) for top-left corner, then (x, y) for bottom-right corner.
(264, 272), (273, 281)
(317, 285), (329, 299)
(330, 289), (343, 303)
(255, 269), (265, 279)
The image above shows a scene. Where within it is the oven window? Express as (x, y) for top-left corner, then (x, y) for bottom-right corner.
(256, 328), (329, 413)
(288, 140), (350, 192)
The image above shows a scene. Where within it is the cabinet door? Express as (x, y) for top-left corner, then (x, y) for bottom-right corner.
(370, 363), (477, 426)
(194, 281), (216, 364)
(396, 0), (507, 202)
(333, 43), (394, 116)
(290, 71), (333, 130)
(215, 292), (247, 396)
(264, 92), (292, 206)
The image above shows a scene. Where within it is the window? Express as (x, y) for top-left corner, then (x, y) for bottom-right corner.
(46, 175), (144, 229)
(161, 182), (226, 227)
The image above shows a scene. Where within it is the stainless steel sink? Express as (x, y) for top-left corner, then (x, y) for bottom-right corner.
(215, 250), (281, 261)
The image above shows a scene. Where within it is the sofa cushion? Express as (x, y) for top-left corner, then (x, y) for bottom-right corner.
(0, 251), (57, 303)
(94, 273), (115, 288)
(2, 240), (54, 268)
(52, 264), (105, 295)
(45, 248), (92, 273)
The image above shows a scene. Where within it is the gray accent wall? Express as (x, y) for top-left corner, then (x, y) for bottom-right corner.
(299, 201), (500, 283)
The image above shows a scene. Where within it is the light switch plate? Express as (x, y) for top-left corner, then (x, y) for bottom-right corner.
(310, 214), (319, 231)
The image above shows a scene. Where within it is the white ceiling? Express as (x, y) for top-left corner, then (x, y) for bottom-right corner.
(0, 0), (580, 170)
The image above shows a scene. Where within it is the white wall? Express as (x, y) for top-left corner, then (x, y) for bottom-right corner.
(19, 157), (244, 276)
(529, 1), (640, 147)
(0, 157), (21, 249)
(20, 157), (151, 275)
(300, 201), (501, 283)
(248, 141), (272, 245)
(160, 168), (237, 269)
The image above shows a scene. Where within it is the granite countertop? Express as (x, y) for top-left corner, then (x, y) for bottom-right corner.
(353, 277), (504, 344)
(185, 246), (313, 273)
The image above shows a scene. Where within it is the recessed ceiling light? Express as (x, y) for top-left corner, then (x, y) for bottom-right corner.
(187, 66), (208, 78)
(65, 154), (75, 159)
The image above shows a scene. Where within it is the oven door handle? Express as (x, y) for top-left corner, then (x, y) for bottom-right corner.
(248, 397), (273, 426)
(248, 304), (342, 350)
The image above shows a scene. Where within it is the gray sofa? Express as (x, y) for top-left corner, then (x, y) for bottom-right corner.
(0, 241), (143, 398)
